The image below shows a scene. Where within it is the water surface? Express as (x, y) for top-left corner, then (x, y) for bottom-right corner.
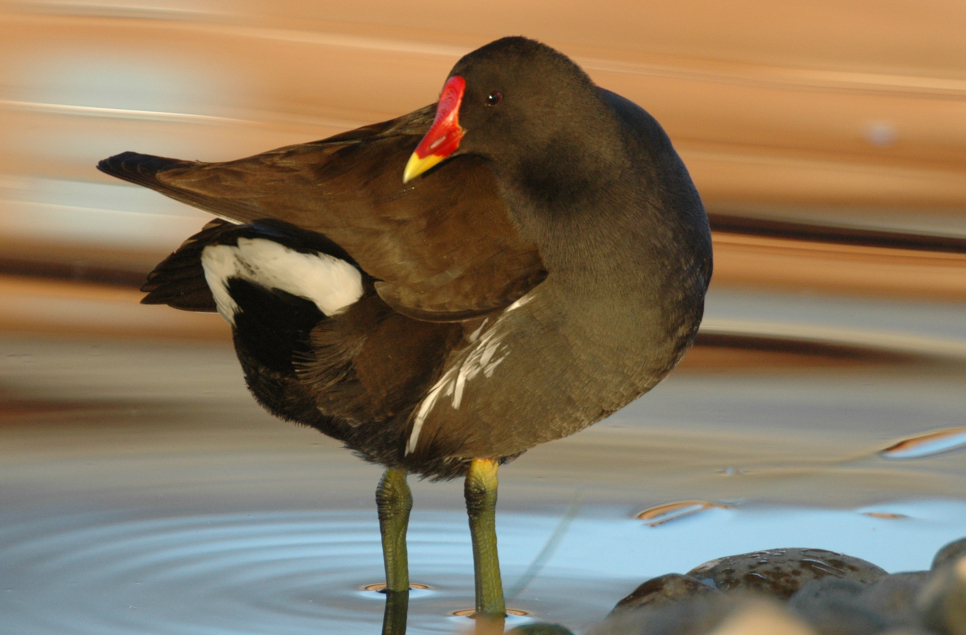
(2, 4), (966, 633)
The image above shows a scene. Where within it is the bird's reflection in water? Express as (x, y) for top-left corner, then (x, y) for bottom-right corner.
(380, 589), (409, 635)
(471, 614), (507, 635)
(378, 589), (509, 635)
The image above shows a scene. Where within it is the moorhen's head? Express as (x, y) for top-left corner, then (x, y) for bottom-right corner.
(404, 36), (615, 185)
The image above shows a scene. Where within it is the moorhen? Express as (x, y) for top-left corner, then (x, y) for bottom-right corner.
(98, 36), (712, 620)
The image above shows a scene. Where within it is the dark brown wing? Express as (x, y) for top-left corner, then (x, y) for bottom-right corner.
(98, 106), (546, 320)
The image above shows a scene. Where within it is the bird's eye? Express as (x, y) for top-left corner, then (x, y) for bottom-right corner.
(485, 91), (502, 106)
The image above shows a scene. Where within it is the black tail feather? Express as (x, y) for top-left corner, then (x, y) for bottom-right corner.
(97, 151), (196, 191)
(140, 219), (234, 312)
(229, 279), (324, 375)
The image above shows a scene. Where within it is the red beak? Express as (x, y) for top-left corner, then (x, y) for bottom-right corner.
(403, 75), (466, 183)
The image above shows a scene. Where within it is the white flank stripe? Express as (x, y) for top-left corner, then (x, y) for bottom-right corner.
(407, 367), (456, 455)
(201, 239), (364, 326)
(467, 318), (489, 343)
(505, 292), (534, 312)
(406, 323), (511, 455)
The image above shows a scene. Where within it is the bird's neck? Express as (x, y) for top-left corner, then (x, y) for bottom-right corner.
(496, 136), (629, 241)
(498, 148), (709, 337)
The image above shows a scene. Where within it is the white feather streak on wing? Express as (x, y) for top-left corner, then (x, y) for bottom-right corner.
(200, 239), (364, 325)
(407, 366), (456, 455)
(452, 369), (468, 410)
(467, 318), (489, 343)
(483, 352), (508, 377)
(406, 323), (512, 455)
(505, 292), (534, 312)
(453, 329), (506, 409)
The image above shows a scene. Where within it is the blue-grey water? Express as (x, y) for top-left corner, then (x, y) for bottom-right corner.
(3, 286), (966, 634)
(3, 4), (966, 632)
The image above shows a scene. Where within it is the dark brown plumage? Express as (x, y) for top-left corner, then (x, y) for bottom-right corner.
(98, 37), (712, 482)
(99, 36), (713, 618)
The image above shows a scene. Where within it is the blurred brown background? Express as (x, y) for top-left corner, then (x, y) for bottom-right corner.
(0, 0), (964, 334)
(2, 8), (966, 632)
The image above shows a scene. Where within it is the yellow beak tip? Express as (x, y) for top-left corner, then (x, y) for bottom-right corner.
(402, 152), (444, 184)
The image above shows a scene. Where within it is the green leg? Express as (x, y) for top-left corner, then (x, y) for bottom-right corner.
(376, 468), (412, 593)
(465, 458), (506, 618)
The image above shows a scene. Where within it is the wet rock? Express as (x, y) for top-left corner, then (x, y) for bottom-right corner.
(611, 573), (722, 613)
(687, 548), (888, 600)
(787, 578), (886, 635)
(933, 538), (966, 571)
(789, 577), (866, 609)
(589, 594), (738, 635)
(857, 571), (930, 628)
(918, 557), (966, 635)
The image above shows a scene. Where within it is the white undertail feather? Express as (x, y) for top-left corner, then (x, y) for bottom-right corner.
(201, 239), (363, 325)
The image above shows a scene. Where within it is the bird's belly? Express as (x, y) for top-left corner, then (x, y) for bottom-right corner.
(402, 287), (687, 464)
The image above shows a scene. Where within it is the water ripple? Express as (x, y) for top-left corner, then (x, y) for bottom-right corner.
(3, 504), (966, 634)
(0, 511), (623, 635)
(880, 427), (966, 459)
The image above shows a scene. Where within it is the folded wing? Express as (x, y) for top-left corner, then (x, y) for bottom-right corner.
(98, 106), (546, 320)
